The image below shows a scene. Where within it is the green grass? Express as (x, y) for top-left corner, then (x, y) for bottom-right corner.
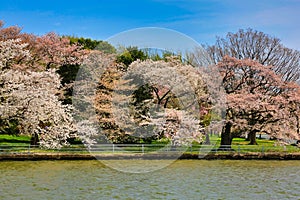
(207, 134), (278, 147)
(0, 134), (31, 146)
(1, 134), (300, 154)
(231, 137), (274, 146)
(196, 134), (300, 153)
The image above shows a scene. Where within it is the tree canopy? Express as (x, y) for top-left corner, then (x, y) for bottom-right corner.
(218, 56), (300, 147)
(205, 28), (300, 82)
(1, 20), (300, 149)
(67, 36), (116, 53)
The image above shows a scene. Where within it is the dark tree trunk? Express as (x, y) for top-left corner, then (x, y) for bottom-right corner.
(204, 132), (210, 145)
(245, 133), (250, 141)
(296, 114), (299, 135)
(218, 121), (233, 150)
(248, 131), (258, 145)
(30, 133), (39, 147)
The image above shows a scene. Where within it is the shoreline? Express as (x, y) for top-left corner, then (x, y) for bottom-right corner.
(1, 152), (300, 161)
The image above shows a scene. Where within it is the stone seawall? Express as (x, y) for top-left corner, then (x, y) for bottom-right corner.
(1, 152), (300, 160)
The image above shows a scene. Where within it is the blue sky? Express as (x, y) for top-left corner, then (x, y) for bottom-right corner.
(0, 0), (299, 50)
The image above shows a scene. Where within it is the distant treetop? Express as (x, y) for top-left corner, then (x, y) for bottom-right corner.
(66, 36), (116, 53)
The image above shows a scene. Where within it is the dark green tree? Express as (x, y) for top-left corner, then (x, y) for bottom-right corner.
(67, 36), (116, 53)
(116, 46), (148, 68)
(57, 64), (80, 104)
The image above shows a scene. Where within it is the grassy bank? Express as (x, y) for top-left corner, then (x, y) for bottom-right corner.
(1, 134), (300, 154)
(0, 134), (30, 146)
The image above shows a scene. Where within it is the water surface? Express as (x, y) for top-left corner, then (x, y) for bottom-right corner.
(0, 160), (300, 199)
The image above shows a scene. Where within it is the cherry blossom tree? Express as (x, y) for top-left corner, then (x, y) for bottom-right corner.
(217, 56), (300, 148)
(154, 109), (204, 146)
(0, 69), (75, 148)
(78, 54), (210, 145)
(132, 58), (226, 144)
(0, 39), (31, 70)
(29, 32), (86, 70)
(94, 58), (131, 143)
(204, 28), (300, 82)
(72, 51), (124, 144)
(109, 57), (213, 145)
(0, 32), (76, 148)
(0, 21), (23, 41)
(1, 21), (86, 69)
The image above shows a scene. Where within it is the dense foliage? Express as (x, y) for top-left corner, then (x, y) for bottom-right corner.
(67, 36), (116, 53)
(1, 21), (300, 149)
(217, 56), (300, 147)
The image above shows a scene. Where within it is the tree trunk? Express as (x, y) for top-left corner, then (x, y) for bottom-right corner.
(218, 121), (233, 150)
(296, 114), (299, 135)
(204, 132), (210, 145)
(248, 131), (258, 145)
(245, 133), (250, 141)
(30, 133), (39, 147)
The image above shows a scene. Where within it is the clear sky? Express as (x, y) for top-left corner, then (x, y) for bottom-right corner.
(0, 0), (299, 50)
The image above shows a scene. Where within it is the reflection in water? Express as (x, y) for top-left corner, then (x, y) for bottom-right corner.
(0, 160), (300, 199)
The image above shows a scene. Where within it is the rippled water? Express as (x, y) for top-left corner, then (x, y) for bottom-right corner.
(0, 160), (300, 199)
